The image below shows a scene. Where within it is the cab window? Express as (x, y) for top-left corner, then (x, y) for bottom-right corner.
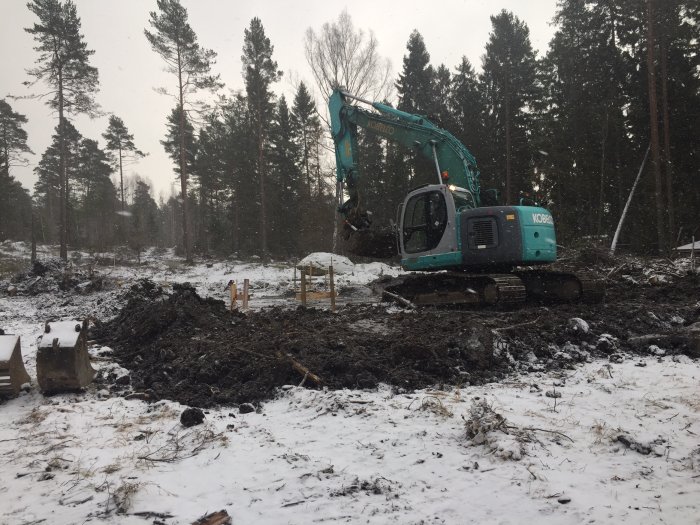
(452, 190), (475, 211)
(403, 191), (447, 253)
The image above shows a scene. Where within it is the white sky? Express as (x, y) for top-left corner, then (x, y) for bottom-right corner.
(1, 0), (558, 200)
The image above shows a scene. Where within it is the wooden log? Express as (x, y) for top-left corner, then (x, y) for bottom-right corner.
(192, 510), (232, 525)
(276, 351), (322, 385)
(382, 290), (416, 309)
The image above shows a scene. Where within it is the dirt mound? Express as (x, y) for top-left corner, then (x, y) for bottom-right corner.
(94, 260), (699, 408)
(94, 282), (503, 407)
(6, 258), (105, 296)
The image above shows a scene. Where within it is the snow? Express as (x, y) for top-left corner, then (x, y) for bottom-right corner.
(0, 335), (19, 362)
(37, 320), (82, 349)
(0, 247), (698, 523)
(1, 359), (699, 524)
(298, 252), (355, 274)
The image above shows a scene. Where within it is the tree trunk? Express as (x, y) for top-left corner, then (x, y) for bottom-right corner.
(258, 112), (268, 255)
(504, 67), (512, 206)
(118, 144), (125, 243)
(58, 68), (68, 261)
(597, 109), (610, 234)
(177, 49), (192, 263)
(646, 0), (665, 253)
(660, 30), (675, 244)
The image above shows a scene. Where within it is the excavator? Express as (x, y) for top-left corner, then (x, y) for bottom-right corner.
(329, 88), (604, 307)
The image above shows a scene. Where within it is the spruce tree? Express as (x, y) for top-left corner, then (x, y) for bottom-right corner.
(25, 0), (99, 259)
(0, 100), (33, 240)
(242, 17), (281, 256)
(396, 30), (434, 115)
(480, 10), (539, 205)
(291, 81), (322, 198)
(430, 64), (453, 129)
(269, 96), (302, 256)
(449, 57), (484, 162)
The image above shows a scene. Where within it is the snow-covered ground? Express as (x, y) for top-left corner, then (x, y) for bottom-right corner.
(0, 244), (699, 524)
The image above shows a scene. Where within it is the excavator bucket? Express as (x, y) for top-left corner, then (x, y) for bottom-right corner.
(0, 335), (31, 398)
(36, 320), (95, 394)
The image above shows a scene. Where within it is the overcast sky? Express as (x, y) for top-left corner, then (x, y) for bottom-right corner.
(1, 0), (558, 200)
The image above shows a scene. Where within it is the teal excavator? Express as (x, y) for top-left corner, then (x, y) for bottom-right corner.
(329, 88), (604, 306)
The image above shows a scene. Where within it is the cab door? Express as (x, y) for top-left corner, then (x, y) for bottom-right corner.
(399, 185), (460, 270)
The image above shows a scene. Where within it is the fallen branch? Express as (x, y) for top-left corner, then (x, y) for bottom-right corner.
(133, 511), (175, 520)
(276, 351), (322, 386)
(381, 290), (415, 309)
(493, 318), (541, 333)
(505, 425), (574, 443)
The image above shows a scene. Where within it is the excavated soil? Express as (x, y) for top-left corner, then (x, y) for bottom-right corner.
(94, 256), (700, 408)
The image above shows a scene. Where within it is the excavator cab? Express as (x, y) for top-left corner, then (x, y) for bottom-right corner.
(398, 184), (557, 272)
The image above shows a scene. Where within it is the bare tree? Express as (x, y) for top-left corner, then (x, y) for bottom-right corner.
(304, 10), (392, 102)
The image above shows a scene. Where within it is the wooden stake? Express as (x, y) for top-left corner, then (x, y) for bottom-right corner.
(329, 265), (336, 312)
(229, 281), (237, 311)
(300, 271), (307, 306)
(242, 279), (250, 310)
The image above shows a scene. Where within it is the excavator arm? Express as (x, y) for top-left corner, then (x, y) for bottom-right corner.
(329, 89), (482, 230)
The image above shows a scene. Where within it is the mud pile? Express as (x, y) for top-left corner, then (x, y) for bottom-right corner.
(95, 259), (699, 408)
(6, 258), (104, 296)
(95, 282), (503, 407)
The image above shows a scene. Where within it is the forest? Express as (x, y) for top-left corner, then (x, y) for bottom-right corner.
(1, 0), (698, 261)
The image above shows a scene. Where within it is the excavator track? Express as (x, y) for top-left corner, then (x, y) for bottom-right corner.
(514, 270), (606, 304)
(376, 270), (604, 308)
(379, 272), (526, 308)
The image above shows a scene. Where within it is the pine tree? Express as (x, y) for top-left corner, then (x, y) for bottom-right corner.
(242, 17), (281, 256)
(34, 120), (82, 244)
(25, 0), (99, 259)
(145, 0), (219, 262)
(161, 105), (197, 180)
(102, 115), (145, 239)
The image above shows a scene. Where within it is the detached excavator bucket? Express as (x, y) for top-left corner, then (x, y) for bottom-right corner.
(0, 335), (31, 398)
(36, 320), (95, 394)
